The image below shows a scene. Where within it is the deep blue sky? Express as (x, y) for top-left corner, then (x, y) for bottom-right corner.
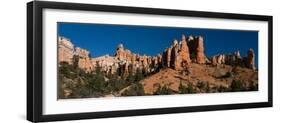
(58, 22), (258, 66)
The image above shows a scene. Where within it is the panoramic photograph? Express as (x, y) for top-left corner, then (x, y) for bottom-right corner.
(57, 22), (258, 99)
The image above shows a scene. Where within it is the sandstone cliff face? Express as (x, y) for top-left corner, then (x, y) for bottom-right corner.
(92, 55), (118, 74)
(161, 35), (193, 70)
(75, 47), (94, 72)
(59, 34), (256, 77)
(59, 34), (197, 75)
(210, 49), (256, 70)
(111, 44), (164, 76)
(77, 57), (94, 72)
(58, 37), (94, 72)
(58, 37), (75, 64)
(187, 35), (206, 64)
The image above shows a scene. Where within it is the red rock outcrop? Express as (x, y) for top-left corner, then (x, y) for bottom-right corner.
(188, 35), (194, 42)
(211, 54), (225, 66)
(58, 37), (74, 64)
(165, 35), (192, 70)
(247, 49), (256, 70)
(75, 47), (90, 58)
(140, 55), (148, 67)
(157, 54), (162, 67)
(217, 55), (223, 64)
(74, 47), (94, 72)
(170, 40), (181, 70)
(78, 57), (94, 72)
(195, 36), (206, 64)
(234, 51), (241, 59)
(58, 37), (94, 72)
(178, 35), (191, 67)
(211, 56), (218, 66)
(115, 44), (132, 61)
(112, 44), (164, 76)
(152, 56), (158, 67)
(211, 49), (256, 71)
(156, 35), (193, 70)
(131, 54), (137, 64)
(162, 48), (171, 67)
(187, 35), (206, 64)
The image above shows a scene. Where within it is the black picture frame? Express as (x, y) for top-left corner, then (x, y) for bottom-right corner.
(27, 1), (273, 122)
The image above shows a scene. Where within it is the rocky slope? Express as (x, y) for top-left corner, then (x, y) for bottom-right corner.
(138, 63), (258, 94)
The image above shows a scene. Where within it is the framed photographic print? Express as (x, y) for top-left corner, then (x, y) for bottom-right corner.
(27, 1), (273, 122)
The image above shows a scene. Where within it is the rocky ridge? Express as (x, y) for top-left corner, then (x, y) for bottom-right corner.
(58, 34), (256, 76)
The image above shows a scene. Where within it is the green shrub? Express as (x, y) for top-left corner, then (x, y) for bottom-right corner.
(72, 55), (80, 69)
(218, 85), (228, 92)
(190, 52), (196, 59)
(154, 84), (174, 95)
(187, 82), (194, 93)
(248, 81), (258, 91)
(205, 82), (210, 93)
(178, 82), (188, 94)
(231, 80), (244, 92)
(135, 68), (144, 82)
(196, 81), (206, 90)
(59, 62), (77, 79)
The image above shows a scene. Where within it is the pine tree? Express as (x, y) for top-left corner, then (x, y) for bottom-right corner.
(135, 68), (144, 82)
(187, 82), (194, 93)
(178, 81), (188, 94)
